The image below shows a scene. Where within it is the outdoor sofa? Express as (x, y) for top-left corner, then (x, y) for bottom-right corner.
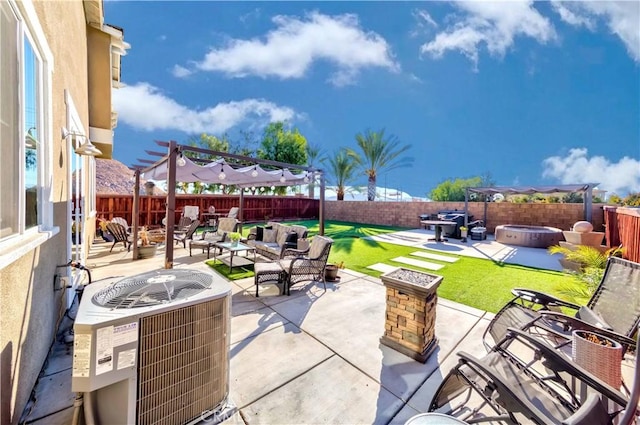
(247, 222), (308, 260)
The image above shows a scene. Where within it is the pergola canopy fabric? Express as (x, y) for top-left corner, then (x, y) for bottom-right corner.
(142, 156), (312, 187)
(463, 183), (599, 226)
(467, 184), (598, 195)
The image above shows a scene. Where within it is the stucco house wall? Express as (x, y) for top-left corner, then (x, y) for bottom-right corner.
(0, 1), (115, 423)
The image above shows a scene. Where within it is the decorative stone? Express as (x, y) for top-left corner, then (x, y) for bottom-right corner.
(573, 221), (594, 233)
(380, 268), (443, 363)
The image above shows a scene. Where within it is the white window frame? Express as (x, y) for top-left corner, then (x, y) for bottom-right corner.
(0, 0), (58, 269)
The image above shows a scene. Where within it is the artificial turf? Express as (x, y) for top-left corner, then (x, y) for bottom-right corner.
(250, 219), (576, 314)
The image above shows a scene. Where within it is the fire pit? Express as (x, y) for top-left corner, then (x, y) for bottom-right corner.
(380, 268), (443, 363)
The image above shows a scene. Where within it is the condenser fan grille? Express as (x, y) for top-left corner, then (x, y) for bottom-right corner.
(92, 269), (214, 309)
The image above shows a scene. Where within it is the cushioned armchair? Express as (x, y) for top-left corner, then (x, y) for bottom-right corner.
(279, 235), (333, 295)
(198, 218), (239, 244)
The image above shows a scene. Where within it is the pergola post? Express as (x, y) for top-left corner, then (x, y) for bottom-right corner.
(132, 169), (140, 260)
(584, 186), (593, 222)
(319, 172), (325, 236)
(165, 141), (177, 269)
(239, 188), (245, 233)
(464, 188), (469, 227)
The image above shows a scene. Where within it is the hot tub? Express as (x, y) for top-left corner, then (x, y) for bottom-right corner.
(494, 225), (563, 248)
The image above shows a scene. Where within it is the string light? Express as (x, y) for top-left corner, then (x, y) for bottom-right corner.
(176, 153), (186, 167)
(251, 166), (258, 178)
(280, 170), (286, 183)
(218, 164), (226, 180)
(303, 173), (310, 183)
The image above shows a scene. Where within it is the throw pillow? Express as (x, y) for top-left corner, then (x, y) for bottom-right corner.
(263, 229), (276, 243)
(277, 230), (290, 247)
(285, 232), (298, 245)
(255, 226), (264, 241)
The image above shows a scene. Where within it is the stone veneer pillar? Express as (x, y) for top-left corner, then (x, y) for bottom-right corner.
(380, 268), (443, 363)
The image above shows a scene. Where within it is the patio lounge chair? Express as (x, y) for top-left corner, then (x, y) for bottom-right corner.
(189, 218), (239, 257)
(227, 206), (239, 219)
(429, 327), (629, 425)
(111, 217), (131, 233)
(173, 219), (200, 248)
(105, 222), (131, 252)
(483, 256), (640, 353)
(279, 235), (333, 295)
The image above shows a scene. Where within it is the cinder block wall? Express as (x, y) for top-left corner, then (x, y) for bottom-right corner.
(325, 201), (606, 233)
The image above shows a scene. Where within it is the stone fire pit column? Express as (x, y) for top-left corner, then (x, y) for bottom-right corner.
(380, 268), (443, 363)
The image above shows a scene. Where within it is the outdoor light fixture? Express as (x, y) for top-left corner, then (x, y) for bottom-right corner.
(251, 166), (258, 178)
(218, 165), (226, 180)
(303, 173), (310, 184)
(61, 127), (102, 157)
(280, 170), (286, 183)
(176, 153), (186, 167)
(271, 185), (275, 191)
(25, 127), (38, 149)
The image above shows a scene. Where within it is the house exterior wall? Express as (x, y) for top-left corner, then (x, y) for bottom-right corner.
(325, 200), (606, 234)
(0, 1), (91, 424)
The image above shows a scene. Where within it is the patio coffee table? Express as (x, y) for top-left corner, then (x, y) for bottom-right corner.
(213, 241), (256, 273)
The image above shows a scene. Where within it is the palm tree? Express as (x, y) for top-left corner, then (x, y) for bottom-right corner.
(305, 143), (325, 199)
(347, 129), (412, 201)
(324, 150), (358, 201)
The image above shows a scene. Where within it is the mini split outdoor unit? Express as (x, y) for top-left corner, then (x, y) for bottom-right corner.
(72, 268), (233, 425)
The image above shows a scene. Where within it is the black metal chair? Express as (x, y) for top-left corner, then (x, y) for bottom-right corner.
(430, 327), (628, 425)
(173, 220), (200, 248)
(483, 256), (640, 353)
(105, 222), (131, 252)
(279, 235), (333, 295)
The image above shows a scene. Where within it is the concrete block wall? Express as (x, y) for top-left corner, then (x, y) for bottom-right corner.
(325, 201), (606, 234)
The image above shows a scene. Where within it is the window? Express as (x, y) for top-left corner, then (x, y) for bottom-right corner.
(0, 0), (53, 248)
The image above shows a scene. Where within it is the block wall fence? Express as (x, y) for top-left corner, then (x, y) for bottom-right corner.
(325, 201), (606, 234)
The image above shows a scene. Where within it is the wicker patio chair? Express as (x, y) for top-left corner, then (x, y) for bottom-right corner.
(189, 218), (239, 256)
(173, 219), (200, 248)
(279, 235), (333, 295)
(483, 256), (640, 353)
(429, 327), (628, 425)
(105, 222), (131, 252)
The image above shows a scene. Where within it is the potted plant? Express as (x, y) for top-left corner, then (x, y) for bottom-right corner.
(325, 261), (344, 282)
(460, 226), (468, 242)
(71, 220), (82, 244)
(137, 227), (158, 259)
(228, 232), (242, 246)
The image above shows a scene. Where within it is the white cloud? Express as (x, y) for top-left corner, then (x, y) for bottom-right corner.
(172, 65), (192, 78)
(181, 11), (398, 86)
(113, 82), (298, 134)
(551, 1), (640, 62)
(542, 148), (640, 195)
(421, 1), (556, 70)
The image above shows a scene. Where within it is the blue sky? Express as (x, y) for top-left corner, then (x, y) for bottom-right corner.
(106, 1), (640, 198)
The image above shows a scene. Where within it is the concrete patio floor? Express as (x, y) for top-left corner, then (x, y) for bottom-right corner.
(22, 230), (635, 424)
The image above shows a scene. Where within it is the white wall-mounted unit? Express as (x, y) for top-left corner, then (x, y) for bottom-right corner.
(72, 268), (232, 425)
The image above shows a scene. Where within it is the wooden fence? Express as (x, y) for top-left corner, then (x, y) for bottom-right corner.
(604, 206), (640, 262)
(94, 194), (319, 227)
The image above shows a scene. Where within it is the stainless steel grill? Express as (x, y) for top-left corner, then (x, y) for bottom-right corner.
(137, 298), (228, 425)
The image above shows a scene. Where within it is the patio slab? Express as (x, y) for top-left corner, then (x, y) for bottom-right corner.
(25, 232), (609, 425)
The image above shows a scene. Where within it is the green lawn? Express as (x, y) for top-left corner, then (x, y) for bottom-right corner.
(245, 220), (577, 313)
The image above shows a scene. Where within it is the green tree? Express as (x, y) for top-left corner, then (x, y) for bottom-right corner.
(305, 143), (325, 199)
(258, 122), (308, 196)
(258, 122), (307, 166)
(622, 192), (640, 206)
(347, 129), (412, 201)
(429, 177), (482, 201)
(324, 150), (358, 201)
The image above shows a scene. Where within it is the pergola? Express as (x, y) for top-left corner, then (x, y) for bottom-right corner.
(464, 183), (599, 226)
(131, 141), (325, 268)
